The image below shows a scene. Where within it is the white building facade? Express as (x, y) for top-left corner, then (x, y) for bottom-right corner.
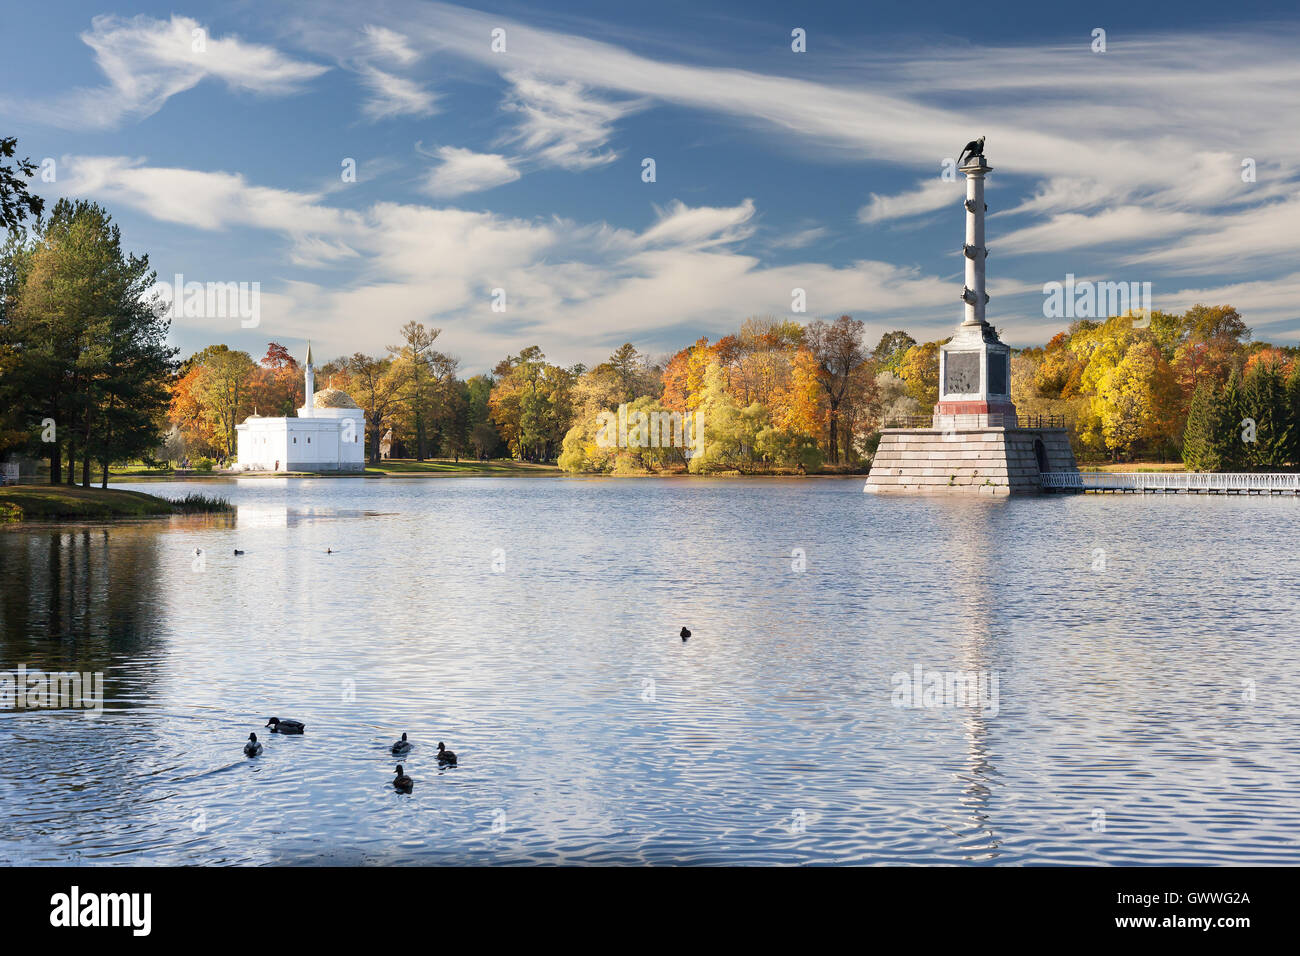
(235, 346), (366, 473)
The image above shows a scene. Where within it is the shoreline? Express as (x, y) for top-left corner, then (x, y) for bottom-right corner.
(0, 486), (232, 521)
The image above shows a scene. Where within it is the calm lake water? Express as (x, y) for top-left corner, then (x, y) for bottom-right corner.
(2, 477), (1299, 865)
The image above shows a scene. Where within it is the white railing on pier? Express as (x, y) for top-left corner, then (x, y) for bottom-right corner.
(1041, 472), (1300, 493)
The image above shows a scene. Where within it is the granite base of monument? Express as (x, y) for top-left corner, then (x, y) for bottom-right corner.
(864, 426), (1077, 495)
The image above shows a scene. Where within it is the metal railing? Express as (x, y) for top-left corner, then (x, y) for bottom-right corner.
(1042, 472), (1300, 493)
(882, 416), (936, 429)
(1019, 414), (1067, 428)
(882, 414), (1068, 429)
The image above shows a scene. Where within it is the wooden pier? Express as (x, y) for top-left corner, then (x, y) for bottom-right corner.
(1041, 472), (1300, 495)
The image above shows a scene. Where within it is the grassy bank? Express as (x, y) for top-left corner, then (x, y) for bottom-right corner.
(0, 485), (232, 520)
(367, 458), (562, 476)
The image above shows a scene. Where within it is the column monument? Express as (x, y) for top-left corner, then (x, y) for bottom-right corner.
(864, 140), (1079, 495)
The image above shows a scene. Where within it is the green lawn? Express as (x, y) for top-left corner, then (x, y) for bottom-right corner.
(366, 458), (561, 476)
(0, 485), (231, 520)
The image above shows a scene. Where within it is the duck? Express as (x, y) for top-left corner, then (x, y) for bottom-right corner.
(391, 732), (412, 755)
(680, 626), (691, 641)
(392, 764), (413, 793)
(243, 732), (262, 757)
(193, 547), (203, 556)
(233, 549), (245, 555)
(326, 548), (333, 554)
(437, 742), (457, 765)
(265, 717), (305, 734)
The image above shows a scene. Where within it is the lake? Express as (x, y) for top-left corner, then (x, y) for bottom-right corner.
(2, 477), (1298, 865)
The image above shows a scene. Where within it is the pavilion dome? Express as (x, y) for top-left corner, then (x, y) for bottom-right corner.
(312, 387), (360, 409)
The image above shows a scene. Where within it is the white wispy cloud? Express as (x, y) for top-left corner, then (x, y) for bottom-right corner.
(500, 72), (643, 170)
(362, 24), (420, 66)
(768, 227), (828, 250)
(421, 147), (520, 197)
(357, 64), (438, 120)
(288, 3), (1300, 272)
(7, 14), (327, 129)
(859, 179), (962, 224)
(57, 156), (956, 367)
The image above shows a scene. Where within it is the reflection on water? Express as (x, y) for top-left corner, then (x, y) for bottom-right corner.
(1, 477), (1299, 865)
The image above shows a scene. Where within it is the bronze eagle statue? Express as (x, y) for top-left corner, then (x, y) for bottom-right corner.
(958, 136), (985, 165)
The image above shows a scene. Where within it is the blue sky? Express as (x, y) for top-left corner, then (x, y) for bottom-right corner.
(2, 0), (1298, 372)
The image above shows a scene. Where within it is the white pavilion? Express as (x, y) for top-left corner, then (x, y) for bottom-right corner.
(235, 345), (365, 473)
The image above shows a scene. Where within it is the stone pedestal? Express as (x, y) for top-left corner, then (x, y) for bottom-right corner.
(864, 427), (1076, 495)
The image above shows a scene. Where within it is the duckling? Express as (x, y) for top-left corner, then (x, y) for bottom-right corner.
(392, 764), (413, 793)
(243, 732), (262, 757)
(265, 717), (305, 734)
(437, 742), (457, 765)
(680, 626), (691, 641)
(391, 732), (412, 755)
(233, 549), (245, 555)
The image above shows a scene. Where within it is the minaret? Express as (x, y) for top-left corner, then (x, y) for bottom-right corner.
(302, 342), (315, 418)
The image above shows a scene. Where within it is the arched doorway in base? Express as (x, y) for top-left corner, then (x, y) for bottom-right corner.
(1033, 437), (1049, 473)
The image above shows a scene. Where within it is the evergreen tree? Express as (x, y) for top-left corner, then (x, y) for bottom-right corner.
(1181, 380), (1219, 471)
(6, 200), (176, 483)
(1240, 359), (1290, 469)
(1215, 369), (1246, 470)
(1286, 362), (1300, 468)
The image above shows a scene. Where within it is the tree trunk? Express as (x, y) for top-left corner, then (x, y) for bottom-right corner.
(82, 448), (91, 487)
(101, 462), (109, 489)
(49, 442), (61, 484)
(828, 410), (840, 465)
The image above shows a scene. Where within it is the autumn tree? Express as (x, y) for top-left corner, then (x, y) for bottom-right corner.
(387, 320), (454, 460)
(346, 353), (407, 465)
(871, 330), (916, 376)
(898, 340), (942, 410)
(489, 346), (576, 461)
(804, 315), (869, 464)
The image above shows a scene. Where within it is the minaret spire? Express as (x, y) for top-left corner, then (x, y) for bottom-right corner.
(302, 341), (315, 418)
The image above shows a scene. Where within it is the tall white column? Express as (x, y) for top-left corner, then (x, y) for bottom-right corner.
(961, 158), (990, 326)
(303, 343), (315, 418)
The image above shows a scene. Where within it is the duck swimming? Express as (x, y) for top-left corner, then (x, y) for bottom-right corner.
(393, 765), (413, 793)
(680, 627), (691, 641)
(243, 733), (262, 757)
(437, 742), (457, 765)
(392, 732), (412, 755)
(234, 549), (245, 555)
(265, 717), (305, 734)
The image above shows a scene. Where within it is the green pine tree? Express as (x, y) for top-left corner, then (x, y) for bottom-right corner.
(1216, 369), (1245, 470)
(1286, 362), (1300, 468)
(1241, 359), (1291, 469)
(1181, 380), (1219, 471)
